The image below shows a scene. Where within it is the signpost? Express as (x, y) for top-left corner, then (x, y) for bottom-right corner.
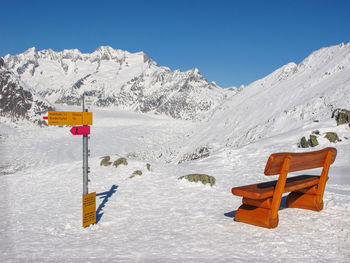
(82, 192), (96, 227)
(70, 126), (90, 135)
(84, 96), (95, 111)
(47, 111), (92, 125)
(81, 94), (95, 227)
(44, 96), (96, 227)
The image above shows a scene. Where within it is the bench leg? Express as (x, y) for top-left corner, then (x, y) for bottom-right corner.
(235, 203), (278, 228)
(286, 191), (323, 211)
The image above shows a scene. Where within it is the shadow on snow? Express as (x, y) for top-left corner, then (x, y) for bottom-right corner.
(224, 196), (288, 219)
(95, 184), (118, 224)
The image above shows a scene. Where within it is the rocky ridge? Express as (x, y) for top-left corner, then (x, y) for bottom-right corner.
(3, 46), (227, 120)
(0, 57), (53, 123)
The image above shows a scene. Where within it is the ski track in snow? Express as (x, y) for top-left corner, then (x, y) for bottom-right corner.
(1, 107), (350, 262)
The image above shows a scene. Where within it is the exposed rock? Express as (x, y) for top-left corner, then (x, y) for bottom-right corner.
(113, 157), (128, 168)
(178, 146), (210, 163)
(130, 170), (143, 179)
(100, 156), (112, 166)
(0, 68), (53, 123)
(309, 135), (319, 147)
(300, 136), (309, 148)
(133, 170), (142, 176)
(178, 174), (215, 186)
(325, 132), (340, 143)
(332, 108), (350, 125)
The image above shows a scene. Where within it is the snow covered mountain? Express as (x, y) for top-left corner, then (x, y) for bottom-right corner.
(0, 57), (53, 124)
(3, 46), (226, 120)
(177, 42), (350, 160)
(1, 43), (349, 126)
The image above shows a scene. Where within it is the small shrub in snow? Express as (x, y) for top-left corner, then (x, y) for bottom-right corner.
(178, 174), (215, 186)
(113, 157), (128, 168)
(146, 163), (151, 171)
(100, 156), (112, 166)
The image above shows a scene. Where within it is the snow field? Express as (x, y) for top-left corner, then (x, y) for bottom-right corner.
(1, 108), (349, 262)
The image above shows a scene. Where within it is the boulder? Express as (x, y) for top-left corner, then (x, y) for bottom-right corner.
(325, 132), (340, 143)
(300, 136), (309, 148)
(130, 170), (143, 179)
(113, 157), (128, 168)
(178, 174), (216, 186)
(332, 109), (350, 125)
(309, 135), (319, 147)
(100, 156), (112, 166)
(178, 146), (210, 163)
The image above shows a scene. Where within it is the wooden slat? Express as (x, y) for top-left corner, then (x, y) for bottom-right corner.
(296, 184), (318, 194)
(242, 197), (272, 209)
(232, 175), (320, 200)
(264, 147), (337, 175)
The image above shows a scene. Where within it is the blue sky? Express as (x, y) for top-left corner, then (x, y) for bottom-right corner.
(1, 0), (349, 88)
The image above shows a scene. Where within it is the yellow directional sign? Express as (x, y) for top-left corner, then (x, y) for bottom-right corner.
(47, 111), (93, 125)
(82, 192), (96, 227)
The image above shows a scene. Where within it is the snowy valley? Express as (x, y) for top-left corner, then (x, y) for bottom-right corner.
(0, 43), (350, 262)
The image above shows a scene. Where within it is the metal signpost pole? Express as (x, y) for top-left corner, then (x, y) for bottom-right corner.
(44, 99), (95, 227)
(82, 94), (89, 195)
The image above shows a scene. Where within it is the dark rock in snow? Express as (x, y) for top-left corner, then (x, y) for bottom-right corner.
(113, 157), (128, 168)
(332, 108), (350, 125)
(300, 136), (309, 148)
(325, 132), (340, 143)
(309, 135), (319, 147)
(178, 174), (216, 186)
(178, 146), (210, 163)
(100, 156), (112, 166)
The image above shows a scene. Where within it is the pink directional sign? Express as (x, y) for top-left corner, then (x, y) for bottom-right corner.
(70, 126), (90, 135)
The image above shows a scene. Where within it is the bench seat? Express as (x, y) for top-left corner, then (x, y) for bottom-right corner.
(232, 175), (320, 200)
(231, 147), (337, 228)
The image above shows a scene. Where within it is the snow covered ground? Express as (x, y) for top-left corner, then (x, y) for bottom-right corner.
(1, 106), (349, 262)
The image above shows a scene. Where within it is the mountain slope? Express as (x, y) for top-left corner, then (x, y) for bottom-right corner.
(0, 57), (53, 124)
(3, 46), (226, 120)
(177, 42), (350, 159)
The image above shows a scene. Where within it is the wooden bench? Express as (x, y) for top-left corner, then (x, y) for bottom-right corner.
(231, 147), (337, 228)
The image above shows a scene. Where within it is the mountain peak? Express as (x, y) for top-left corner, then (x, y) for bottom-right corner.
(91, 46), (130, 61)
(24, 47), (37, 55)
(2, 46), (225, 120)
(95, 45), (115, 53)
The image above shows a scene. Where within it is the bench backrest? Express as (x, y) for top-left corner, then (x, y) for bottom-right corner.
(264, 147), (337, 175)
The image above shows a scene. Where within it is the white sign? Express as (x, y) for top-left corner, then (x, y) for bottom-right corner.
(84, 96), (95, 111)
